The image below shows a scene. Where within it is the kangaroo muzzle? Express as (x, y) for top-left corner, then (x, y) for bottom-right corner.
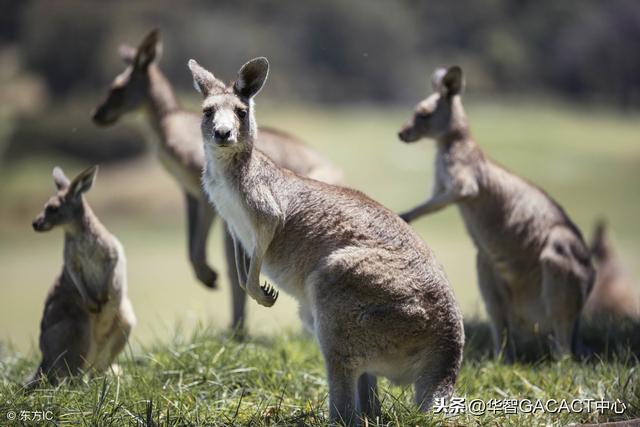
(398, 122), (420, 143)
(91, 105), (119, 127)
(32, 216), (52, 232)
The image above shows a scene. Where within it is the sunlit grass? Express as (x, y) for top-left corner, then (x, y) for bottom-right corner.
(0, 321), (638, 426)
(0, 100), (639, 424)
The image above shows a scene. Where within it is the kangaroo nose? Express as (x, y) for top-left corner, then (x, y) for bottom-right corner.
(215, 129), (231, 141)
(32, 220), (39, 230)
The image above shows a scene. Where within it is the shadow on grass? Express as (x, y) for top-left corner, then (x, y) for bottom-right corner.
(463, 317), (640, 364)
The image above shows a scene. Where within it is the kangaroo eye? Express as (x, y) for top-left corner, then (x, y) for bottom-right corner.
(236, 108), (247, 119)
(46, 205), (59, 214)
(203, 108), (214, 118)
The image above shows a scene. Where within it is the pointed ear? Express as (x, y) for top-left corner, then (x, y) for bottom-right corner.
(441, 66), (464, 97)
(188, 59), (220, 97)
(234, 57), (269, 99)
(592, 219), (608, 247)
(52, 166), (70, 190)
(134, 29), (161, 69)
(119, 44), (137, 65)
(68, 165), (98, 199)
(431, 67), (448, 93)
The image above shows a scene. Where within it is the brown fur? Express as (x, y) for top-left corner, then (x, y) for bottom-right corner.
(92, 30), (341, 329)
(27, 166), (136, 387)
(398, 66), (595, 361)
(584, 220), (640, 319)
(189, 57), (464, 425)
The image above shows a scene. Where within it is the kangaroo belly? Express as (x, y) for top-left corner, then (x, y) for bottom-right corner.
(87, 309), (119, 370)
(261, 259), (309, 302)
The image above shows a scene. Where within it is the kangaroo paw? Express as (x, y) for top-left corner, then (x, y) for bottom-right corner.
(197, 267), (218, 290)
(256, 281), (278, 307)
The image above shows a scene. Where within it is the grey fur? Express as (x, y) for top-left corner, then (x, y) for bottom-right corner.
(398, 66), (595, 360)
(93, 30), (342, 329)
(584, 220), (640, 319)
(189, 57), (464, 425)
(27, 166), (136, 387)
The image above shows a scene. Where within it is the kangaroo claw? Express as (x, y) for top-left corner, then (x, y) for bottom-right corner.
(258, 281), (279, 307)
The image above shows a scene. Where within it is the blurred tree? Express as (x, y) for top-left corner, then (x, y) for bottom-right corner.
(0, 0), (29, 44)
(6, 0), (640, 107)
(20, 1), (111, 96)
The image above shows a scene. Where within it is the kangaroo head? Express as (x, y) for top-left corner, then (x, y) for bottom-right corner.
(398, 66), (466, 143)
(92, 29), (162, 126)
(32, 166), (98, 232)
(188, 57), (269, 153)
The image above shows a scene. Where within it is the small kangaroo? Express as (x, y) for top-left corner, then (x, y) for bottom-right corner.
(188, 57), (464, 425)
(27, 166), (136, 387)
(93, 30), (341, 329)
(397, 66), (594, 361)
(583, 220), (640, 320)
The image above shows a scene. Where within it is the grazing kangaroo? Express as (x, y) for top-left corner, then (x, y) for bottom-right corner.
(584, 220), (640, 319)
(397, 66), (594, 361)
(92, 30), (341, 329)
(188, 57), (464, 425)
(27, 166), (136, 387)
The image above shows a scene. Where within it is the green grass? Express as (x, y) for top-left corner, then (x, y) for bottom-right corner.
(0, 320), (638, 426)
(1, 100), (639, 425)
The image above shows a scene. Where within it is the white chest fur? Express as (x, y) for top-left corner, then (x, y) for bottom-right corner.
(203, 168), (256, 252)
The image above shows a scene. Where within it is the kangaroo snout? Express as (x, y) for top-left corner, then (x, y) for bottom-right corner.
(32, 217), (50, 232)
(398, 125), (418, 143)
(91, 105), (118, 127)
(214, 129), (232, 142)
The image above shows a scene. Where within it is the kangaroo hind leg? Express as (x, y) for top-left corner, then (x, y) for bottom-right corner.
(541, 230), (591, 358)
(356, 373), (380, 421)
(414, 348), (461, 412)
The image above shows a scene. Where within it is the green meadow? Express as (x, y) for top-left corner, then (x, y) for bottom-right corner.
(0, 100), (639, 425)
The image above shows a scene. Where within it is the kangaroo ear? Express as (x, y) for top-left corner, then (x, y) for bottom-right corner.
(234, 57), (269, 99)
(441, 66), (464, 96)
(69, 165), (98, 199)
(119, 44), (137, 65)
(52, 166), (70, 190)
(591, 218), (608, 248)
(431, 67), (448, 93)
(134, 29), (161, 69)
(188, 59), (224, 97)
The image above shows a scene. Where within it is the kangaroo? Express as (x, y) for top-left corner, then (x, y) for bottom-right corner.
(397, 66), (595, 361)
(27, 166), (136, 387)
(584, 220), (640, 319)
(92, 30), (341, 329)
(188, 57), (464, 425)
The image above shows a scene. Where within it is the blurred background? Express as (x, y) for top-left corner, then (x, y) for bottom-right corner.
(1, 0), (639, 353)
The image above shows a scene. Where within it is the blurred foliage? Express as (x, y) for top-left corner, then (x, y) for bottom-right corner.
(4, 100), (146, 164)
(1, 0), (639, 106)
(0, 0), (639, 163)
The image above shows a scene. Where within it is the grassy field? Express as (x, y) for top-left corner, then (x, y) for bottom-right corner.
(0, 322), (638, 426)
(0, 100), (639, 425)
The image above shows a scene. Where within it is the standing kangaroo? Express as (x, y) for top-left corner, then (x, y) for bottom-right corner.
(188, 57), (463, 425)
(584, 220), (640, 319)
(27, 166), (136, 387)
(92, 30), (341, 329)
(397, 66), (594, 361)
